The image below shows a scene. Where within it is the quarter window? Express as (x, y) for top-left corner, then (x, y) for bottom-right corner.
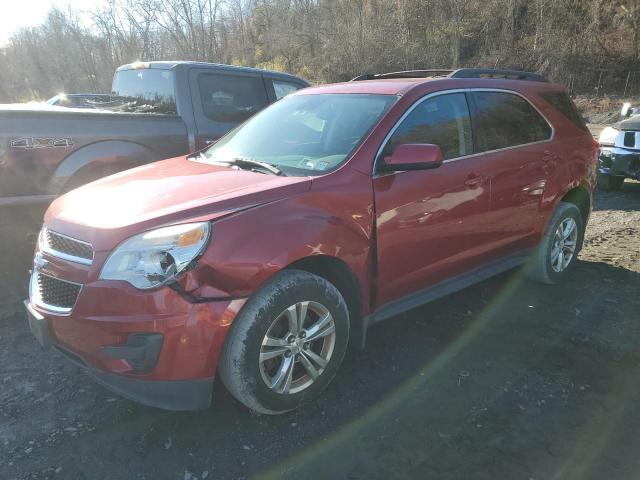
(472, 91), (552, 151)
(198, 73), (267, 123)
(539, 91), (589, 132)
(382, 93), (473, 161)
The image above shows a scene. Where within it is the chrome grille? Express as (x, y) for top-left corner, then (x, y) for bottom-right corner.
(36, 273), (81, 311)
(44, 229), (93, 264)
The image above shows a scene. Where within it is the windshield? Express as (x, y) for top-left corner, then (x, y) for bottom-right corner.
(199, 93), (396, 175)
(109, 68), (177, 114)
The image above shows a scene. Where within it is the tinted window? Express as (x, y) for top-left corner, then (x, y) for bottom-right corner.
(472, 92), (551, 151)
(198, 73), (267, 123)
(539, 91), (589, 132)
(273, 80), (302, 100)
(383, 93), (473, 160)
(111, 69), (177, 114)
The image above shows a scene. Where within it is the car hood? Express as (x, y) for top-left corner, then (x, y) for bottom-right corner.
(46, 156), (312, 251)
(616, 115), (640, 131)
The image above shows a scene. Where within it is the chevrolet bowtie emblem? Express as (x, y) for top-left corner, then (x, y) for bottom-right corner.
(34, 253), (49, 270)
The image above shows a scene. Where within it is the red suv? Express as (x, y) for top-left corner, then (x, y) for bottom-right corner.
(25, 69), (597, 413)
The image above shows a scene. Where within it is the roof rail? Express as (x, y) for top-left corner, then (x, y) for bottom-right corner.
(350, 68), (548, 83)
(351, 69), (454, 81)
(449, 68), (549, 82)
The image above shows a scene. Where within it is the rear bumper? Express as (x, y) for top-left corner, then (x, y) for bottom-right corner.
(599, 147), (640, 179)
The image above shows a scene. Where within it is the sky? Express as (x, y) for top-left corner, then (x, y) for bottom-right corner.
(0, 0), (103, 46)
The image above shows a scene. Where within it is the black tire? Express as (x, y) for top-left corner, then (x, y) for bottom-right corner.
(526, 202), (584, 285)
(218, 269), (349, 414)
(598, 174), (625, 191)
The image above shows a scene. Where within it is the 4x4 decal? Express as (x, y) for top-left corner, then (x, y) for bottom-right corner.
(10, 137), (74, 149)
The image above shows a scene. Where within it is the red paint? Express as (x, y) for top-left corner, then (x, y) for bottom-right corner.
(29, 77), (597, 402)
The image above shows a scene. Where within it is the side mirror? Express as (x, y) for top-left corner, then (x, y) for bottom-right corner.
(381, 144), (443, 172)
(621, 102), (633, 118)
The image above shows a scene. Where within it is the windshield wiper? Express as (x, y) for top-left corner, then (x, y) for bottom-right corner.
(227, 157), (286, 176)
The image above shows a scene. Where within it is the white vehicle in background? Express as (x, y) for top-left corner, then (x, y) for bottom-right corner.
(597, 102), (640, 190)
(45, 93), (113, 109)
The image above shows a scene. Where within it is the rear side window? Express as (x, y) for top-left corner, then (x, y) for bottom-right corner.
(198, 73), (268, 123)
(382, 93), (473, 160)
(472, 92), (552, 151)
(539, 91), (589, 132)
(273, 80), (302, 100)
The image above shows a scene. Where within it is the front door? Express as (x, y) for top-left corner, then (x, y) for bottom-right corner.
(373, 92), (493, 306)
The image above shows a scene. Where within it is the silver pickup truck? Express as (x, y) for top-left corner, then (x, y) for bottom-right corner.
(598, 103), (640, 190)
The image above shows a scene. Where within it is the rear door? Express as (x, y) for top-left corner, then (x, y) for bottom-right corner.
(373, 92), (494, 305)
(470, 90), (554, 256)
(188, 69), (269, 150)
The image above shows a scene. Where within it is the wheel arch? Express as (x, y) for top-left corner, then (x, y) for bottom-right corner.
(285, 255), (366, 351)
(48, 140), (163, 193)
(560, 184), (591, 228)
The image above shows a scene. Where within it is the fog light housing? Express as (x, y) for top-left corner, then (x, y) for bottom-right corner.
(102, 333), (163, 373)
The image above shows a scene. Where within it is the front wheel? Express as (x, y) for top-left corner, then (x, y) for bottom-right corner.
(218, 270), (349, 414)
(526, 202), (584, 284)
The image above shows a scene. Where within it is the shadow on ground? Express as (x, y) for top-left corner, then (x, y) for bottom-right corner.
(593, 179), (640, 212)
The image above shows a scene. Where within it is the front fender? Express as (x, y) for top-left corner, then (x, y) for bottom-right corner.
(186, 173), (376, 313)
(48, 140), (164, 193)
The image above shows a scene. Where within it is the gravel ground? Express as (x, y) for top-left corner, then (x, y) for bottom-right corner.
(1, 182), (639, 480)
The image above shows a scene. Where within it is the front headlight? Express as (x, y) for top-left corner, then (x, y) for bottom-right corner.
(599, 126), (619, 146)
(100, 222), (210, 289)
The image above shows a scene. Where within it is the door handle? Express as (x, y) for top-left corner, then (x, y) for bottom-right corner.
(464, 172), (484, 188)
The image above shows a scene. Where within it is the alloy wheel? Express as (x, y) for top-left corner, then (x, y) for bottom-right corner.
(259, 301), (336, 395)
(550, 217), (578, 273)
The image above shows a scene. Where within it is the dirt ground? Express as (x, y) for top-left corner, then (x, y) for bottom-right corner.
(1, 181), (640, 480)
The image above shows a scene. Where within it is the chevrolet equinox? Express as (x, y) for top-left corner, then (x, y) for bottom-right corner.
(26, 69), (598, 413)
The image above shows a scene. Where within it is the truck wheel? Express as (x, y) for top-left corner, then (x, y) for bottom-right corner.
(526, 202), (584, 285)
(219, 270), (349, 414)
(598, 174), (625, 191)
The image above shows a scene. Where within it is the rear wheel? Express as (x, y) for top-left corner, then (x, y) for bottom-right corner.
(598, 174), (625, 191)
(526, 202), (584, 284)
(219, 270), (349, 414)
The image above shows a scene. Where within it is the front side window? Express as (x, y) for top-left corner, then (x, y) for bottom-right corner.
(198, 93), (396, 176)
(472, 91), (552, 151)
(198, 73), (268, 123)
(382, 93), (473, 161)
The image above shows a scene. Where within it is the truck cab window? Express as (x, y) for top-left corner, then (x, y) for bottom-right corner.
(198, 73), (268, 124)
(273, 80), (303, 100)
(111, 68), (177, 114)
